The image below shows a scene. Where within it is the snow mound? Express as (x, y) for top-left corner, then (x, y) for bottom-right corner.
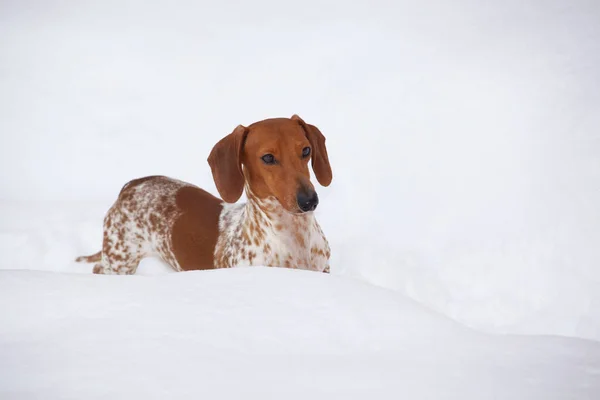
(1, 267), (599, 399)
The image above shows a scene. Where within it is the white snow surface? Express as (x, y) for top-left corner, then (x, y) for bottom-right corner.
(1, 0), (600, 397)
(1, 267), (600, 399)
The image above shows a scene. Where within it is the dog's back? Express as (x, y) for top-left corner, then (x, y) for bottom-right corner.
(77, 175), (222, 274)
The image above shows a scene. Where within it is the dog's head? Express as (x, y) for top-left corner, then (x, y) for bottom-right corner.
(208, 115), (332, 213)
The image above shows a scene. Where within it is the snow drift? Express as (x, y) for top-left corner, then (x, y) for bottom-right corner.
(1, 267), (599, 399)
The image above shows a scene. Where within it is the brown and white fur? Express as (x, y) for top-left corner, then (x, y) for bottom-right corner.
(76, 115), (333, 275)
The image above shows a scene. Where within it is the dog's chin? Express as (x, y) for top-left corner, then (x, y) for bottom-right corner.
(270, 195), (315, 216)
(291, 210), (309, 216)
(278, 203), (309, 216)
(271, 197), (306, 216)
(288, 207), (313, 216)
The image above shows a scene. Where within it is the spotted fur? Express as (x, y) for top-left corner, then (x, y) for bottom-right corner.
(214, 186), (330, 271)
(76, 177), (330, 274)
(79, 177), (187, 274)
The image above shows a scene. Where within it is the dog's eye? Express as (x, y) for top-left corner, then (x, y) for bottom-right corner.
(302, 147), (311, 158)
(261, 154), (276, 165)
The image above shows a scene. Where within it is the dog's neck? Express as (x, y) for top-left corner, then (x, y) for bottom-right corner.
(243, 187), (315, 239)
(214, 186), (326, 270)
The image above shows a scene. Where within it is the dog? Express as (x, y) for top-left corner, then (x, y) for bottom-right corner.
(76, 115), (332, 275)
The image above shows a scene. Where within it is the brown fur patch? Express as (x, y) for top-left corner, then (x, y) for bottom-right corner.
(171, 185), (223, 271)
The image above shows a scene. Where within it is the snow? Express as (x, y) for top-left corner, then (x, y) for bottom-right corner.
(2, 267), (599, 399)
(2, 0), (600, 397)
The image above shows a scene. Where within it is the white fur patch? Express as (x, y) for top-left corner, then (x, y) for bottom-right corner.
(94, 177), (187, 274)
(214, 190), (330, 272)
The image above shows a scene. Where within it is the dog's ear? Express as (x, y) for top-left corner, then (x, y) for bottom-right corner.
(207, 124), (249, 203)
(291, 114), (333, 187)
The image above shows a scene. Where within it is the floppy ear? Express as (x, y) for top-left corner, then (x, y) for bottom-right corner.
(207, 124), (249, 203)
(291, 114), (333, 187)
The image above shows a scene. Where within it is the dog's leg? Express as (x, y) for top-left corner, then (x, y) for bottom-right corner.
(92, 254), (142, 275)
(91, 207), (146, 275)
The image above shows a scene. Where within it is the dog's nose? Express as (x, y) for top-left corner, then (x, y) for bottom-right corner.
(297, 190), (319, 212)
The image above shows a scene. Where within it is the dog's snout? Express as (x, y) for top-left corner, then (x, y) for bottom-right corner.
(297, 190), (319, 212)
